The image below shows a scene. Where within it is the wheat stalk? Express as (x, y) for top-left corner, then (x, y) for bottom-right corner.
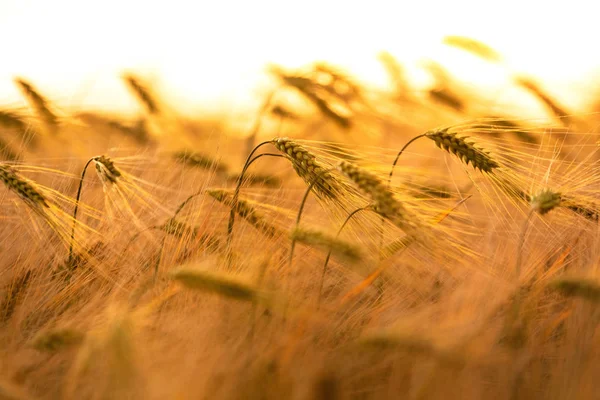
(69, 155), (123, 262)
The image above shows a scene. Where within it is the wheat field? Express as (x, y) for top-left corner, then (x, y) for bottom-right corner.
(2, 42), (600, 399)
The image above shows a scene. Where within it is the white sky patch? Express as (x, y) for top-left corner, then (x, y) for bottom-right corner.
(0, 0), (599, 116)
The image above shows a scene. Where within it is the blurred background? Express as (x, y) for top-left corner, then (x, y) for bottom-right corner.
(1, 0), (599, 118)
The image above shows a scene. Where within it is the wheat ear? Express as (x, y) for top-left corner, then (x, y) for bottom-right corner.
(14, 78), (58, 134)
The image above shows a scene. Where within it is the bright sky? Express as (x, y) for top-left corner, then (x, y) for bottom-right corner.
(1, 0), (599, 116)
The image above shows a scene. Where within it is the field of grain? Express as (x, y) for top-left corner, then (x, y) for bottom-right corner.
(2, 40), (600, 399)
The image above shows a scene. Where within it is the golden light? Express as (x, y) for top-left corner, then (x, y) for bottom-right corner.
(1, 0), (599, 116)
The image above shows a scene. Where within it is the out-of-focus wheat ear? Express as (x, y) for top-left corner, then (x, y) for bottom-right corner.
(208, 189), (282, 239)
(530, 189), (561, 216)
(548, 277), (600, 302)
(173, 150), (228, 174)
(443, 35), (502, 63)
(272, 137), (344, 200)
(318, 206), (372, 307)
(356, 330), (462, 365)
(160, 218), (199, 239)
(514, 76), (572, 127)
(270, 66), (352, 129)
(0, 269), (31, 323)
(378, 51), (410, 98)
(14, 78), (58, 135)
(0, 110), (29, 138)
(0, 378), (31, 400)
(227, 171), (282, 188)
(0, 138), (19, 161)
(123, 74), (160, 115)
(561, 195), (599, 221)
(337, 161), (422, 234)
(290, 227), (363, 264)
(516, 189), (561, 279)
(244, 91), (276, 160)
(32, 328), (85, 352)
(311, 369), (341, 400)
(171, 266), (263, 302)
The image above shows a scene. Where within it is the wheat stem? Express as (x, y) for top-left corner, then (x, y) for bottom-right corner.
(226, 141), (273, 253)
(318, 206), (371, 308)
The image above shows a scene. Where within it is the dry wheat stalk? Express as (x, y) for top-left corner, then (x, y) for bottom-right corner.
(290, 227), (363, 264)
(272, 137), (343, 200)
(14, 78), (58, 134)
(207, 189), (282, 238)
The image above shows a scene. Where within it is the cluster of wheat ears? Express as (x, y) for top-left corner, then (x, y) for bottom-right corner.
(2, 39), (600, 399)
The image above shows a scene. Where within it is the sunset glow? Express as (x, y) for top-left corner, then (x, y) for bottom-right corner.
(1, 0), (599, 115)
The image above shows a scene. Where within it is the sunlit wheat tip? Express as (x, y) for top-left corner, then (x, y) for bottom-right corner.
(93, 155), (122, 184)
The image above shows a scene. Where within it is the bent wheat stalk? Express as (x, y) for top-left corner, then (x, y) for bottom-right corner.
(389, 127), (500, 186)
(69, 155), (123, 262)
